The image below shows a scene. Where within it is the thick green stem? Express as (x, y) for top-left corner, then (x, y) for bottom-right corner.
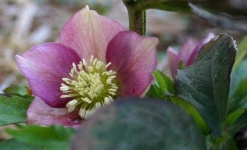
(123, 0), (146, 35)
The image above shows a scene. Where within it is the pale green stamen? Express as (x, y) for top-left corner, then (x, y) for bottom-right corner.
(60, 55), (118, 119)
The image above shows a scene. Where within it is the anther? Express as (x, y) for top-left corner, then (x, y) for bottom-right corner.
(60, 56), (118, 119)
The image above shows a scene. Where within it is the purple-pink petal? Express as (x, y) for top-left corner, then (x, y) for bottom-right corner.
(178, 39), (198, 65)
(60, 6), (124, 62)
(187, 33), (215, 66)
(167, 47), (181, 77)
(27, 97), (82, 127)
(106, 31), (158, 96)
(202, 33), (215, 44)
(15, 43), (81, 108)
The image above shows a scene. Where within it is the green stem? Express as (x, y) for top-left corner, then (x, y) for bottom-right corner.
(123, 0), (146, 35)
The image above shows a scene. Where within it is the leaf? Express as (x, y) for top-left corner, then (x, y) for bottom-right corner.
(189, 3), (247, 33)
(206, 135), (239, 150)
(175, 34), (236, 136)
(146, 70), (174, 99)
(233, 36), (247, 68)
(169, 96), (209, 135)
(135, 0), (192, 13)
(230, 110), (247, 135)
(229, 60), (247, 113)
(0, 95), (32, 126)
(153, 70), (174, 93)
(70, 97), (206, 150)
(0, 139), (39, 150)
(227, 109), (245, 127)
(7, 125), (75, 150)
(146, 84), (164, 99)
(133, 0), (247, 16)
(214, 136), (239, 150)
(4, 85), (29, 96)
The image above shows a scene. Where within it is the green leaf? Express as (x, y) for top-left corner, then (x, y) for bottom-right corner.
(3, 85), (28, 96)
(178, 61), (186, 70)
(229, 60), (247, 113)
(146, 70), (174, 99)
(175, 34), (236, 136)
(169, 96), (209, 135)
(229, 110), (247, 135)
(227, 109), (245, 127)
(233, 36), (247, 68)
(146, 84), (164, 99)
(229, 79), (247, 113)
(153, 70), (174, 93)
(70, 97), (206, 150)
(7, 125), (75, 150)
(0, 94), (32, 126)
(0, 139), (39, 150)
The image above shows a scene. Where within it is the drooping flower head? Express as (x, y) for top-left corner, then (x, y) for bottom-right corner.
(167, 33), (214, 77)
(16, 6), (158, 127)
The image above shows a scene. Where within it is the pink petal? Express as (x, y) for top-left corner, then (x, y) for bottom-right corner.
(167, 47), (181, 77)
(16, 43), (81, 108)
(187, 33), (214, 66)
(178, 39), (198, 64)
(27, 97), (82, 128)
(202, 33), (215, 44)
(106, 31), (158, 96)
(60, 6), (124, 62)
(187, 44), (202, 66)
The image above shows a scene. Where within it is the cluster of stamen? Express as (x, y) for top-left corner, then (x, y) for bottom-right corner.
(60, 56), (118, 118)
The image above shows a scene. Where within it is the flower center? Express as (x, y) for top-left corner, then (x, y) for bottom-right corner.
(60, 55), (118, 119)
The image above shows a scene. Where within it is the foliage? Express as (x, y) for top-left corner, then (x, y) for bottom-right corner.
(6, 125), (75, 150)
(70, 98), (206, 150)
(1, 0), (247, 150)
(0, 94), (32, 126)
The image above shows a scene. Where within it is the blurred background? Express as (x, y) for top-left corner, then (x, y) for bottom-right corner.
(0, 0), (246, 141)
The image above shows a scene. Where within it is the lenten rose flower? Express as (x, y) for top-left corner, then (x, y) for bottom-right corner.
(16, 6), (158, 127)
(167, 33), (214, 77)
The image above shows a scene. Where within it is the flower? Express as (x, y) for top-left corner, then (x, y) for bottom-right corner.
(16, 6), (158, 127)
(167, 33), (214, 77)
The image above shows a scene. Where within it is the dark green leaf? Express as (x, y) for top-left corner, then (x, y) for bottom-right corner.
(7, 125), (75, 150)
(189, 3), (247, 33)
(70, 97), (206, 150)
(134, 0), (247, 16)
(0, 139), (39, 150)
(206, 135), (238, 150)
(226, 138), (239, 150)
(213, 136), (239, 150)
(0, 95), (32, 126)
(175, 34), (236, 136)
(136, 0), (192, 13)
(131, 0), (247, 33)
